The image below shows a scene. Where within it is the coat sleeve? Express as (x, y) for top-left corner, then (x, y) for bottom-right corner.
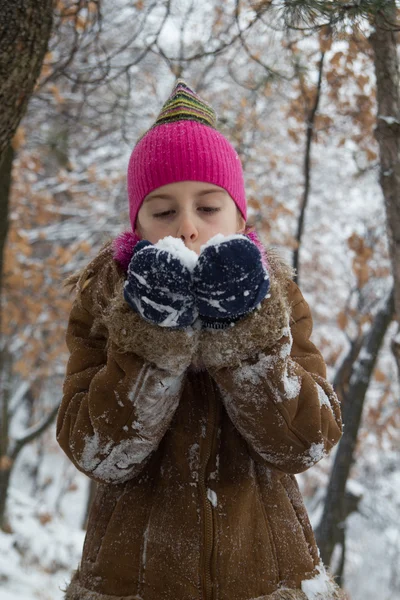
(56, 252), (198, 485)
(198, 275), (343, 475)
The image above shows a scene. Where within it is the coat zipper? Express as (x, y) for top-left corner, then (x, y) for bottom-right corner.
(199, 373), (218, 600)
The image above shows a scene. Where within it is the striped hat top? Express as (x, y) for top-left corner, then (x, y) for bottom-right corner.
(145, 79), (217, 131)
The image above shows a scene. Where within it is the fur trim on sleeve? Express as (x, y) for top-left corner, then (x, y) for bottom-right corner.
(104, 273), (198, 376)
(197, 246), (295, 370)
(70, 240), (198, 376)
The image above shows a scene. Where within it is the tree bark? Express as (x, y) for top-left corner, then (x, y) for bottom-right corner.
(369, 2), (400, 374)
(0, 0), (53, 529)
(0, 145), (14, 314)
(0, 0), (53, 165)
(315, 287), (395, 567)
(0, 346), (12, 531)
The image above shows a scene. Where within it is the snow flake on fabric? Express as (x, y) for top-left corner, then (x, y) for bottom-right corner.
(128, 364), (152, 403)
(79, 432), (114, 473)
(115, 390), (124, 407)
(132, 419), (144, 432)
(200, 416), (207, 438)
(248, 457), (256, 479)
(231, 354), (301, 404)
(282, 358), (302, 400)
(301, 562), (339, 599)
(79, 432), (153, 482)
(278, 326), (293, 359)
(315, 382), (334, 413)
(128, 368), (183, 432)
(207, 487), (218, 507)
(303, 442), (327, 468)
(232, 353), (279, 388)
(209, 452), (220, 480)
(258, 448), (295, 467)
(141, 519), (150, 583)
(188, 442), (200, 483)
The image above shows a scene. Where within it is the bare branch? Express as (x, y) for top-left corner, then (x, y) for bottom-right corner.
(9, 404), (59, 461)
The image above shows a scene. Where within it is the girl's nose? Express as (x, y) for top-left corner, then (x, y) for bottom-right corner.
(177, 217), (198, 243)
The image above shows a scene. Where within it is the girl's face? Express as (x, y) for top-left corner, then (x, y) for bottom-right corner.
(135, 180), (246, 255)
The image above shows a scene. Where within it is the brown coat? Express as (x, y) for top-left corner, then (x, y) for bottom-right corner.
(56, 239), (345, 600)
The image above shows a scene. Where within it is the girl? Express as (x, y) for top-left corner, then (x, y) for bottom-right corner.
(57, 79), (345, 600)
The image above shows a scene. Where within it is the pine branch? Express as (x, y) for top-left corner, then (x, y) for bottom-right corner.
(275, 0), (398, 32)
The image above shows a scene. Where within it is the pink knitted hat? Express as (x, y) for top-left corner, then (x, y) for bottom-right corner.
(113, 78), (268, 271)
(127, 79), (247, 232)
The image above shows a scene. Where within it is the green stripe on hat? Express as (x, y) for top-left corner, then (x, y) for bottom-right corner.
(153, 79), (218, 129)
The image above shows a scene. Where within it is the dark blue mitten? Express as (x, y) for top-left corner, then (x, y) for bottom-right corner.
(192, 234), (270, 329)
(123, 237), (199, 329)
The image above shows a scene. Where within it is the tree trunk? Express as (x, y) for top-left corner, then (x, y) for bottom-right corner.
(315, 287), (395, 566)
(0, 346), (12, 531)
(0, 145), (14, 343)
(0, 0), (53, 165)
(369, 2), (400, 374)
(0, 0), (53, 530)
(0, 464), (12, 532)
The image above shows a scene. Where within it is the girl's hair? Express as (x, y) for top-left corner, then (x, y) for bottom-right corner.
(63, 238), (114, 294)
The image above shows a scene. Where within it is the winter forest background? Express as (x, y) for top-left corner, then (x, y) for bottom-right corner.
(1, 1), (400, 598)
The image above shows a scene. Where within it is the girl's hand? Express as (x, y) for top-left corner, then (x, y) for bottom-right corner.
(123, 238), (199, 328)
(192, 234), (271, 327)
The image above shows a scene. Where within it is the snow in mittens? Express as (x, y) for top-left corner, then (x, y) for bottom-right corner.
(199, 232), (248, 253)
(154, 236), (198, 272)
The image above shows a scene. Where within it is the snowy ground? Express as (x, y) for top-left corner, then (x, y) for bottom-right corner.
(1, 436), (87, 600)
(301, 464), (400, 600)
(1, 426), (400, 599)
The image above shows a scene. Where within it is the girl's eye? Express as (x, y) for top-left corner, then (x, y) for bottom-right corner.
(201, 207), (221, 213)
(153, 208), (221, 218)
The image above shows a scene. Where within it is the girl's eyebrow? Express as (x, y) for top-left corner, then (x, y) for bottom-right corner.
(144, 189), (225, 202)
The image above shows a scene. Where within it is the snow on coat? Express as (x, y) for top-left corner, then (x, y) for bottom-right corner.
(56, 239), (345, 600)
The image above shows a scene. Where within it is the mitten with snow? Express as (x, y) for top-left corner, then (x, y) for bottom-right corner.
(123, 237), (199, 329)
(192, 234), (271, 329)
